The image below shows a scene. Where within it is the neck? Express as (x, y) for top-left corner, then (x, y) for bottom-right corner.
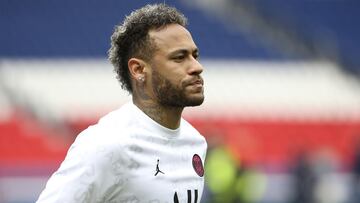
(133, 98), (183, 130)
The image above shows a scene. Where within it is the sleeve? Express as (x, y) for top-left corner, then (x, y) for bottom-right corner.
(36, 130), (128, 203)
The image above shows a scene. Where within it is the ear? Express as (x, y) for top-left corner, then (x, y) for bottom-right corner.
(128, 58), (147, 82)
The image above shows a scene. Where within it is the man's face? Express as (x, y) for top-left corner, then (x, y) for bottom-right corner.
(147, 24), (204, 107)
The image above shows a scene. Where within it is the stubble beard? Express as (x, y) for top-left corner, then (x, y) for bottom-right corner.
(151, 69), (204, 108)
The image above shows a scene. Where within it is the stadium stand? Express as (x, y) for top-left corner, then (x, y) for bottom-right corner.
(0, 0), (291, 59)
(245, 0), (360, 74)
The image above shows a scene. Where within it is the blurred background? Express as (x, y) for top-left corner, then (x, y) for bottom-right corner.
(1, 0), (360, 202)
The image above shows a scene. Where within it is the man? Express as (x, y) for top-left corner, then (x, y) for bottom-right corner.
(37, 3), (207, 203)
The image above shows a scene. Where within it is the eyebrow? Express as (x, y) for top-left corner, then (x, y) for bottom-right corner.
(169, 48), (199, 56)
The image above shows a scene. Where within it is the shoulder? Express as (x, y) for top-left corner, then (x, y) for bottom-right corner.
(73, 102), (136, 146)
(65, 103), (138, 171)
(63, 127), (128, 179)
(97, 101), (135, 127)
(38, 141), (129, 202)
(181, 119), (205, 138)
(37, 103), (138, 202)
(180, 118), (207, 147)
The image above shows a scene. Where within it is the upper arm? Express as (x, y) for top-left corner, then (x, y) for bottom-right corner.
(37, 133), (128, 203)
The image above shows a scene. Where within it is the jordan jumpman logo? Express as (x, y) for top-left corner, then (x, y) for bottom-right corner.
(154, 159), (165, 176)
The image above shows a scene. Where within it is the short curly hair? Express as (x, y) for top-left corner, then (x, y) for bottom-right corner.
(108, 4), (187, 93)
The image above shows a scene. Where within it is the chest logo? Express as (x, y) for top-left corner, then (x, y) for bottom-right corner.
(192, 154), (204, 177)
(154, 159), (165, 176)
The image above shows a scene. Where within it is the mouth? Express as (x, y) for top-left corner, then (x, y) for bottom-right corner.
(188, 78), (204, 86)
(186, 78), (204, 93)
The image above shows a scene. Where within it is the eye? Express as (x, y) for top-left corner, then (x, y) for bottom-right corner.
(193, 53), (199, 60)
(173, 55), (185, 62)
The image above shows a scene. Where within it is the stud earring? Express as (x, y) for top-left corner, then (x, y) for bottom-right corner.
(138, 76), (144, 82)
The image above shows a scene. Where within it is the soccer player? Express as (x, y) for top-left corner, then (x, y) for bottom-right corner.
(37, 3), (207, 203)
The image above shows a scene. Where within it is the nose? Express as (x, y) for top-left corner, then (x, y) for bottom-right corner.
(188, 57), (203, 75)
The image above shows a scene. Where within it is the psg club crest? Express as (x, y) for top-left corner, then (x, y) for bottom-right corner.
(192, 154), (204, 177)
